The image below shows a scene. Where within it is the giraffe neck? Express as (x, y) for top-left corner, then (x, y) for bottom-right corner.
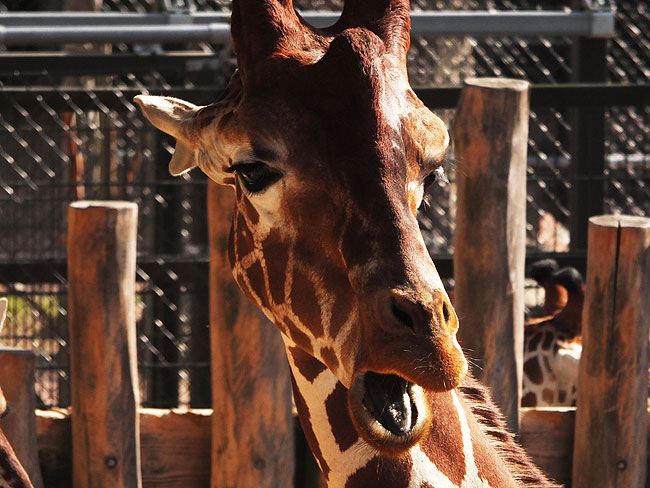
(0, 431), (33, 488)
(522, 321), (581, 407)
(285, 341), (548, 488)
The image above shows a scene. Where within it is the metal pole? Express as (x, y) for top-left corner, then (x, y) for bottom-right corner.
(0, 24), (231, 45)
(0, 10), (616, 46)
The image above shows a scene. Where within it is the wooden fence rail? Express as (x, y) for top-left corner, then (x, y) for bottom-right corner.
(27, 407), (598, 488)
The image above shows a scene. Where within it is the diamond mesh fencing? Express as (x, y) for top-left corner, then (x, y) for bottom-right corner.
(605, 1), (650, 219)
(0, 59), (230, 407)
(0, 0), (647, 408)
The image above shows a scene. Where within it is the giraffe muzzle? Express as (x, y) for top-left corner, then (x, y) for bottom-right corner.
(348, 370), (429, 452)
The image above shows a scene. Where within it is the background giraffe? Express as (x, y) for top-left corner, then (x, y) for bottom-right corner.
(522, 263), (585, 407)
(526, 259), (568, 320)
(136, 0), (559, 485)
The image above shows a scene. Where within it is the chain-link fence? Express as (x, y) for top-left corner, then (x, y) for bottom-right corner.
(1, 0), (648, 408)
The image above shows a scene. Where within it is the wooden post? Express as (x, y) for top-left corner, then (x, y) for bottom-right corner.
(453, 77), (530, 433)
(0, 348), (43, 488)
(68, 201), (141, 488)
(208, 182), (294, 488)
(572, 215), (650, 488)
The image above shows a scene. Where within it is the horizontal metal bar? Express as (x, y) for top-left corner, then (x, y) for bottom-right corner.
(0, 254), (588, 283)
(0, 256), (209, 284)
(0, 9), (615, 46)
(421, 83), (650, 108)
(0, 12), (231, 26)
(0, 24), (232, 45)
(421, 252), (589, 280)
(0, 52), (221, 75)
(408, 11), (615, 37)
(0, 86), (221, 113)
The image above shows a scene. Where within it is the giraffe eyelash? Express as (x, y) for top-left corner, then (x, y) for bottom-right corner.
(423, 165), (449, 191)
(422, 150), (454, 190)
(433, 167), (449, 185)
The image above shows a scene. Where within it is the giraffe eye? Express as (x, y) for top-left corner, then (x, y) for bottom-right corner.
(228, 161), (282, 194)
(423, 166), (449, 190)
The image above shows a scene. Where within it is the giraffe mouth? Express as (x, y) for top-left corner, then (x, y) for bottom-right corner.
(363, 372), (417, 435)
(349, 371), (428, 449)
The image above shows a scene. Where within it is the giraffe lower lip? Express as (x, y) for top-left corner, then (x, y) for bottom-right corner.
(362, 372), (417, 436)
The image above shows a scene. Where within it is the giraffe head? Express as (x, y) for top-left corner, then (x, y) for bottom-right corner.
(136, 0), (467, 452)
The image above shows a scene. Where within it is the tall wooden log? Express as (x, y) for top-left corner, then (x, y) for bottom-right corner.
(572, 215), (650, 488)
(453, 78), (530, 432)
(0, 348), (43, 488)
(67, 201), (141, 488)
(208, 182), (294, 488)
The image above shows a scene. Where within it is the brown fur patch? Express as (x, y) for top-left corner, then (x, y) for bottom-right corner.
(320, 346), (339, 375)
(235, 214), (256, 260)
(524, 357), (544, 385)
(329, 285), (354, 338)
(242, 195), (260, 225)
(262, 231), (289, 305)
(325, 381), (359, 452)
(542, 330), (554, 350)
(542, 389), (555, 404)
(345, 455), (411, 488)
(290, 269), (323, 338)
(246, 260), (271, 311)
(421, 392), (466, 486)
(234, 270), (258, 308)
(217, 110), (234, 132)
(528, 331), (543, 351)
(289, 346), (327, 383)
(291, 374), (330, 480)
(227, 224), (237, 268)
(285, 317), (313, 356)
(521, 392), (537, 407)
(197, 113), (215, 129)
(340, 213), (374, 269)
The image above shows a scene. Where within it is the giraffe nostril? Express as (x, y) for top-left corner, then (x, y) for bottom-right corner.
(386, 293), (455, 337)
(391, 297), (415, 330)
(389, 294), (431, 336)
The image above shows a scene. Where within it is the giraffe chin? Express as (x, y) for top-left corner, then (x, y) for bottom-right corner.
(348, 371), (430, 454)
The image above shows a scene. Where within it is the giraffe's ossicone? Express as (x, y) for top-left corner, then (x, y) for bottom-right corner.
(136, 1), (559, 486)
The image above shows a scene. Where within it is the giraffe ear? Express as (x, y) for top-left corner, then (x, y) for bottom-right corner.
(0, 298), (7, 333)
(134, 95), (201, 176)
